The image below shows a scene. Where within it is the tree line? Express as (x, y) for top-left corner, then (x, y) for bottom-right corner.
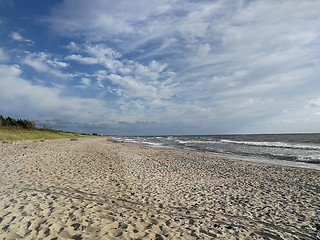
(0, 115), (36, 129)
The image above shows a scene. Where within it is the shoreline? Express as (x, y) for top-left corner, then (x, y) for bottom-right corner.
(1, 137), (319, 239)
(118, 139), (320, 171)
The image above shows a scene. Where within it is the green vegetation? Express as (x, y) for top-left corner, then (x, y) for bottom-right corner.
(0, 115), (85, 142)
(0, 127), (84, 142)
(0, 115), (36, 129)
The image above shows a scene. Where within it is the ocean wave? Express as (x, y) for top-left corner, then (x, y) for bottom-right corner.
(220, 139), (320, 151)
(112, 137), (165, 147)
(297, 155), (320, 164)
(177, 140), (218, 144)
(112, 135), (320, 168)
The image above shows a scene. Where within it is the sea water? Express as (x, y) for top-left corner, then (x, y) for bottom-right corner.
(113, 134), (320, 170)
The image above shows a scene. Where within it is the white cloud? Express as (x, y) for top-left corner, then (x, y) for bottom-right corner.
(67, 41), (79, 51)
(66, 54), (98, 64)
(36, 52), (69, 68)
(79, 77), (91, 88)
(0, 63), (118, 125)
(85, 43), (121, 59)
(10, 32), (23, 41)
(66, 42), (176, 104)
(10, 32), (34, 44)
(309, 99), (320, 107)
(2, 0), (320, 134)
(23, 51), (69, 78)
(52, 60), (68, 68)
(136, 60), (168, 81)
(50, 0), (175, 37)
(66, 43), (122, 72)
(108, 73), (159, 101)
(0, 63), (177, 131)
(49, 0), (227, 54)
(0, 48), (8, 62)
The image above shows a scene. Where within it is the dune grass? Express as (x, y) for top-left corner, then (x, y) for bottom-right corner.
(0, 127), (85, 142)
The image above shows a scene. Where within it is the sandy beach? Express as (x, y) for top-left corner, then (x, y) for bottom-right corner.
(0, 137), (319, 239)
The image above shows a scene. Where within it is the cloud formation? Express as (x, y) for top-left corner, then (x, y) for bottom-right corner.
(0, 64), (117, 127)
(66, 42), (176, 105)
(10, 32), (34, 44)
(1, 0), (320, 134)
(23, 51), (69, 78)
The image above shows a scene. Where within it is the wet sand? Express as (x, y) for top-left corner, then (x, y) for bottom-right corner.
(0, 137), (319, 239)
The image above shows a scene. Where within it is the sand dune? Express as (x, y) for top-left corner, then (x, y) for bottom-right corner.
(0, 138), (319, 239)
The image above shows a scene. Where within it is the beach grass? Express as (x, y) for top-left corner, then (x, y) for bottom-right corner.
(0, 126), (85, 142)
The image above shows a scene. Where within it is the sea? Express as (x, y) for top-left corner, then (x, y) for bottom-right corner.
(113, 134), (320, 170)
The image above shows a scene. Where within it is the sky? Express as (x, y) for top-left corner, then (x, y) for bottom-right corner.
(0, 0), (320, 135)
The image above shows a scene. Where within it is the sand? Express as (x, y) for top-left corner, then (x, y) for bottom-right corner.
(0, 137), (319, 239)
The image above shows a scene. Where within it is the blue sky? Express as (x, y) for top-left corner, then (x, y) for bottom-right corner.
(1, 0), (320, 135)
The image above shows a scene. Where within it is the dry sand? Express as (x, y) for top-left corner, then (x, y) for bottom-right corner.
(0, 137), (319, 239)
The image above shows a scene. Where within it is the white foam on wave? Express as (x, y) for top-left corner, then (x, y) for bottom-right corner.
(220, 139), (320, 150)
(112, 136), (320, 170)
(112, 137), (165, 147)
(177, 140), (218, 144)
(235, 155), (320, 171)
